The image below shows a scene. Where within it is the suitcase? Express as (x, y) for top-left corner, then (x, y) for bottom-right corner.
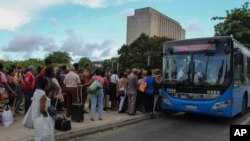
(71, 85), (84, 122)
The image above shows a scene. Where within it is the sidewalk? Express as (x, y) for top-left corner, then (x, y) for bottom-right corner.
(0, 110), (145, 141)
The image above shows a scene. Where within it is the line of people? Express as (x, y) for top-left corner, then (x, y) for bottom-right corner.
(107, 68), (163, 118)
(0, 59), (163, 125)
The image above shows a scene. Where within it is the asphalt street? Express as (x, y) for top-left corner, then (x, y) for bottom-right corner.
(67, 111), (250, 141)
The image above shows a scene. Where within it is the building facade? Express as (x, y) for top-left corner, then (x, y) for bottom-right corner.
(127, 7), (185, 45)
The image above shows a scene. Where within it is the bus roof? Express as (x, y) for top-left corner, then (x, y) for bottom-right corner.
(164, 36), (232, 47)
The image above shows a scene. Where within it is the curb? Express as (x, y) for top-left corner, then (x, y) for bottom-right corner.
(56, 115), (146, 141)
(24, 115), (146, 141)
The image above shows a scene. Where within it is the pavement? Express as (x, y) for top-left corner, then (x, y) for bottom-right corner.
(0, 109), (146, 141)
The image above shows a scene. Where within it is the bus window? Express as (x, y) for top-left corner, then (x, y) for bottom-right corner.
(234, 53), (243, 86)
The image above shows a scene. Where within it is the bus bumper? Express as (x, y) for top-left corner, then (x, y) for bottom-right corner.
(161, 94), (233, 117)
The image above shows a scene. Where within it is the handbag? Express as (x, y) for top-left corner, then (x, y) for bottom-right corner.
(139, 81), (147, 92)
(22, 106), (34, 129)
(55, 115), (71, 131)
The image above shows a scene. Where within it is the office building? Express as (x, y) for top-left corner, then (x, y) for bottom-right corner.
(127, 7), (185, 45)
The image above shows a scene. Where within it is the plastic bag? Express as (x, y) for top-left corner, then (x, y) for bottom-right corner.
(2, 105), (13, 127)
(87, 80), (102, 94)
(34, 114), (55, 141)
(22, 106), (33, 129)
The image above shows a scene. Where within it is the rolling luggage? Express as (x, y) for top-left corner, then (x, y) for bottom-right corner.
(71, 85), (84, 122)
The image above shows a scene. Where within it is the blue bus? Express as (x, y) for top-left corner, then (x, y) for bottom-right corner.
(162, 36), (250, 117)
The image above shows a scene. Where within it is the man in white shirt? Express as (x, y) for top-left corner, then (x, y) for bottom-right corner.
(110, 70), (119, 110)
(64, 66), (81, 117)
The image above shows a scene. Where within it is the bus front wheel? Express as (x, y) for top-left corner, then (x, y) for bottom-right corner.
(239, 94), (248, 117)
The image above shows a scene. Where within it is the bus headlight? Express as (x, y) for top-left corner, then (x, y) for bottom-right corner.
(212, 99), (233, 109)
(163, 98), (172, 106)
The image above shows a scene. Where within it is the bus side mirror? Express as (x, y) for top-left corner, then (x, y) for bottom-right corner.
(235, 53), (243, 65)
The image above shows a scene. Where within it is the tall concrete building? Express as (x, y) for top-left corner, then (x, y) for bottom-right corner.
(127, 7), (185, 45)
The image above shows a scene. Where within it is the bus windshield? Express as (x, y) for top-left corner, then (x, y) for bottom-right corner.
(163, 41), (231, 87)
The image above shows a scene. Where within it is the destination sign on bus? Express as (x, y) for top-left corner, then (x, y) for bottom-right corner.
(172, 44), (215, 53)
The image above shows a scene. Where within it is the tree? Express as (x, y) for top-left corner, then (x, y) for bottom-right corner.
(0, 58), (43, 71)
(212, 2), (250, 47)
(118, 33), (172, 70)
(45, 51), (72, 65)
(102, 59), (113, 70)
(78, 57), (91, 68)
(101, 57), (119, 71)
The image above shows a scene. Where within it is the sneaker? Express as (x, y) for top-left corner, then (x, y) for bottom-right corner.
(90, 118), (95, 121)
(98, 117), (103, 120)
(83, 109), (89, 113)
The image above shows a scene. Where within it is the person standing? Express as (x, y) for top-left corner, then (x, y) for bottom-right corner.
(52, 68), (64, 111)
(16, 66), (25, 111)
(63, 66), (81, 118)
(144, 69), (155, 118)
(101, 70), (109, 111)
(0, 63), (16, 105)
(23, 65), (36, 114)
(110, 70), (119, 110)
(83, 69), (105, 121)
(127, 68), (138, 115)
(32, 75), (54, 141)
(55, 65), (67, 110)
(117, 72), (128, 113)
(40, 58), (53, 75)
(44, 67), (57, 99)
(153, 70), (162, 113)
(8, 68), (22, 113)
(82, 64), (92, 112)
(136, 70), (146, 113)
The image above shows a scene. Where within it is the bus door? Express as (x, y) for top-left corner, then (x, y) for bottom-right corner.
(233, 52), (244, 114)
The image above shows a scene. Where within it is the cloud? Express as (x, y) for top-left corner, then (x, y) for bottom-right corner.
(72, 0), (137, 8)
(0, 0), (137, 30)
(49, 17), (59, 26)
(61, 30), (84, 54)
(43, 37), (58, 52)
(0, 0), (65, 30)
(101, 48), (112, 57)
(0, 9), (29, 30)
(186, 19), (203, 32)
(60, 29), (114, 60)
(3, 33), (57, 52)
(81, 40), (113, 59)
(0, 53), (6, 60)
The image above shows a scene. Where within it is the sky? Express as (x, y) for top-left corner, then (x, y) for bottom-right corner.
(0, 0), (248, 62)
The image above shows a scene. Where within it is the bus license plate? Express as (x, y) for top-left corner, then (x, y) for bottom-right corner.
(185, 105), (197, 110)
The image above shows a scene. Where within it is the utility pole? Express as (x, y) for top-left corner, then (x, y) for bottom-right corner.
(147, 56), (151, 67)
